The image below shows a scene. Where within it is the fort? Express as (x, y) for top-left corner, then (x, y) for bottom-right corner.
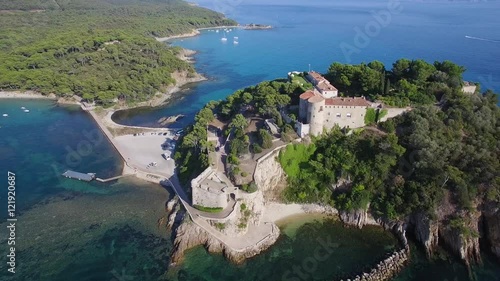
(296, 71), (408, 136)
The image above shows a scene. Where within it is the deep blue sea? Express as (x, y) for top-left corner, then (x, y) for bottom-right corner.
(1, 1), (500, 280)
(113, 0), (500, 128)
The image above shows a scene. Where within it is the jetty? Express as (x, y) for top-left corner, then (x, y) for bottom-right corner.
(62, 170), (96, 182)
(96, 174), (131, 183)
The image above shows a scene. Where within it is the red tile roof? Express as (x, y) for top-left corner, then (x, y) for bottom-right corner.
(308, 71), (338, 92)
(317, 80), (338, 91)
(299, 90), (316, 100)
(325, 97), (371, 107)
(308, 71), (324, 82)
(308, 95), (325, 103)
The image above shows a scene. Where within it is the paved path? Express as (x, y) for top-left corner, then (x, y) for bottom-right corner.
(85, 108), (277, 252)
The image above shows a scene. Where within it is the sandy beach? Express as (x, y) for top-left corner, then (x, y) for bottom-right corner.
(0, 91), (56, 99)
(263, 202), (338, 223)
(155, 25), (241, 42)
(155, 29), (201, 42)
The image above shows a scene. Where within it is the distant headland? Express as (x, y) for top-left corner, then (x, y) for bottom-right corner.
(243, 23), (273, 30)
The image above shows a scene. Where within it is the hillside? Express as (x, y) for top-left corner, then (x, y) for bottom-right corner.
(175, 58), (500, 268)
(0, 0), (236, 105)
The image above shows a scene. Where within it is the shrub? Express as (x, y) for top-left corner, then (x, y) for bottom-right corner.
(365, 108), (377, 125)
(214, 222), (226, 230)
(242, 182), (258, 193)
(241, 171), (248, 177)
(193, 205), (223, 213)
(252, 143), (263, 153)
(259, 129), (273, 149)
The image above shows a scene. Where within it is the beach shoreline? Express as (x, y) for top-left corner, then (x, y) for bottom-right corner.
(0, 46), (205, 112)
(155, 25), (241, 42)
(0, 91), (57, 100)
(263, 202), (338, 224)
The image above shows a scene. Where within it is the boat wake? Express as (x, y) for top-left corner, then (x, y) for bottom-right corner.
(465, 35), (500, 43)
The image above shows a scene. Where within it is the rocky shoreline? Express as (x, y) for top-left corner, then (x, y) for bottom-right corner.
(162, 197), (280, 266)
(338, 203), (500, 271)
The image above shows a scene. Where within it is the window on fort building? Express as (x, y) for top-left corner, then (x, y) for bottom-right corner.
(347, 113), (352, 118)
(328, 112), (331, 115)
(336, 113), (341, 118)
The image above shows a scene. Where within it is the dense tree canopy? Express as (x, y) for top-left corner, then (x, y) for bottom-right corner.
(0, 0), (236, 105)
(326, 59), (469, 107)
(280, 88), (500, 226)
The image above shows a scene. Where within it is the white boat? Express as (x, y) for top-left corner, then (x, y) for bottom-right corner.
(21, 107), (26, 110)
(234, 36), (239, 40)
(24, 109), (30, 113)
(221, 32), (228, 42)
(2, 114), (8, 117)
(233, 40), (239, 44)
(216, 29), (219, 33)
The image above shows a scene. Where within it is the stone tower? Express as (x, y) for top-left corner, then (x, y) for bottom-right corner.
(307, 95), (325, 136)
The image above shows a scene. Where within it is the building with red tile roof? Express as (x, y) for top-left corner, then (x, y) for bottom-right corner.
(306, 71), (338, 98)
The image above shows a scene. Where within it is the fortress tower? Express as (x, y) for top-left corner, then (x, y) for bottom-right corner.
(307, 95), (326, 136)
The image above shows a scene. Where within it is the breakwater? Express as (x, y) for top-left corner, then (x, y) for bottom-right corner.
(340, 247), (410, 281)
(340, 226), (410, 281)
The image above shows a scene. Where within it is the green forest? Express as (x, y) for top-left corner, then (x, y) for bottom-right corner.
(0, 0), (236, 105)
(174, 79), (304, 184)
(279, 83), (499, 239)
(176, 58), (498, 240)
(327, 59), (470, 107)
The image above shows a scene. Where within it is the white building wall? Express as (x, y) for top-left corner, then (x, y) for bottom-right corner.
(322, 106), (367, 130)
(462, 85), (477, 94)
(295, 123), (310, 138)
(319, 89), (338, 99)
(308, 100), (326, 136)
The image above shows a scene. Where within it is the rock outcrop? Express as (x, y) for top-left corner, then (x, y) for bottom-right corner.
(439, 210), (482, 266)
(253, 148), (286, 200)
(339, 209), (377, 229)
(410, 212), (439, 257)
(170, 220), (280, 265)
(157, 115), (184, 126)
(484, 204), (500, 260)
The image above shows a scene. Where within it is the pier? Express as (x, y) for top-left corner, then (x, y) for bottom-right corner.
(62, 170), (96, 182)
(96, 174), (132, 183)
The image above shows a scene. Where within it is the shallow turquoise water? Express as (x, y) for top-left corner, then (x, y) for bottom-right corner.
(2, 1), (500, 280)
(0, 99), (122, 212)
(175, 217), (399, 281)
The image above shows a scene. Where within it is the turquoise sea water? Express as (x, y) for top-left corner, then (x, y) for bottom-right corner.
(1, 1), (500, 280)
(0, 100), (499, 280)
(113, 0), (500, 128)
